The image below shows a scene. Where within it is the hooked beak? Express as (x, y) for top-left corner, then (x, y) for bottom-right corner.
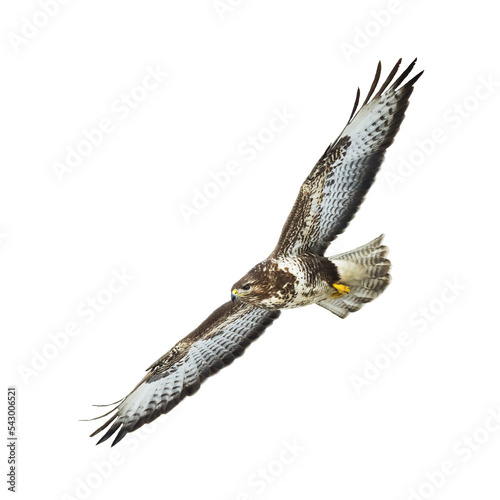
(231, 289), (239, 302)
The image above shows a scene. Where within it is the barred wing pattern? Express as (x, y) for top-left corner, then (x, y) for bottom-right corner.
(90, 302), (280, 446)
(272, 59), (423, 257)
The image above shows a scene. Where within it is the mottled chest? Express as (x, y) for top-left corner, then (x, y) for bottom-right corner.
(260, 255), (339, 308)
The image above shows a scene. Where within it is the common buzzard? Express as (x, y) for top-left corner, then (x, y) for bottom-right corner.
(89, 59), (422, 446)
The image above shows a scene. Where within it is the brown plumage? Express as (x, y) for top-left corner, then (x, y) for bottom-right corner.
(88, 59), (422, 446)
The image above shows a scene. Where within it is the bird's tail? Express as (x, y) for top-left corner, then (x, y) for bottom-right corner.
(318, 234), (391, 319)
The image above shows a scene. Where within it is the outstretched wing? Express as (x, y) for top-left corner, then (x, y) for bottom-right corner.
(272, 59), (423, 257)
(89, 302), (280, 446)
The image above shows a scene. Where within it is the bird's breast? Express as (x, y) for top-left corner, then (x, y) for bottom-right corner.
(265, 255), (337, 308)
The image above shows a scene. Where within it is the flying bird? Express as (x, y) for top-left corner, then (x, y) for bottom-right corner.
(89, 59), (422, 446)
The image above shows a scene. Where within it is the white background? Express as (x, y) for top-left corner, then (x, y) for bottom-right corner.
(2, 1), (500, 499)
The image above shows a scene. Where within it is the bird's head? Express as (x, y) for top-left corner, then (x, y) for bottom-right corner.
(231, 262), (269, 304)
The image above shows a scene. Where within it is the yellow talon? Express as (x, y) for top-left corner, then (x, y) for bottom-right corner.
(331, 283), (350, 298)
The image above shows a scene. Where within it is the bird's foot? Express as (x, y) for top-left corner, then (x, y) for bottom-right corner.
(331, 283), (350, 298)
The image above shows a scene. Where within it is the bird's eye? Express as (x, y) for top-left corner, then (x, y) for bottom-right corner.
(241, 284), (251, 291)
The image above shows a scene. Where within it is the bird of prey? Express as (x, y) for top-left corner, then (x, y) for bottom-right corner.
(89, 59), (422, 446)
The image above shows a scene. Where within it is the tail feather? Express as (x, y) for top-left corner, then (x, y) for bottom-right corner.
(318, 234), (391, 319)
(331, 234), (386, 261)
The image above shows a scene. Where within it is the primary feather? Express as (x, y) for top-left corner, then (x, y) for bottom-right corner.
(272, 59), (423, 257)
(90, 302), (280, 446)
